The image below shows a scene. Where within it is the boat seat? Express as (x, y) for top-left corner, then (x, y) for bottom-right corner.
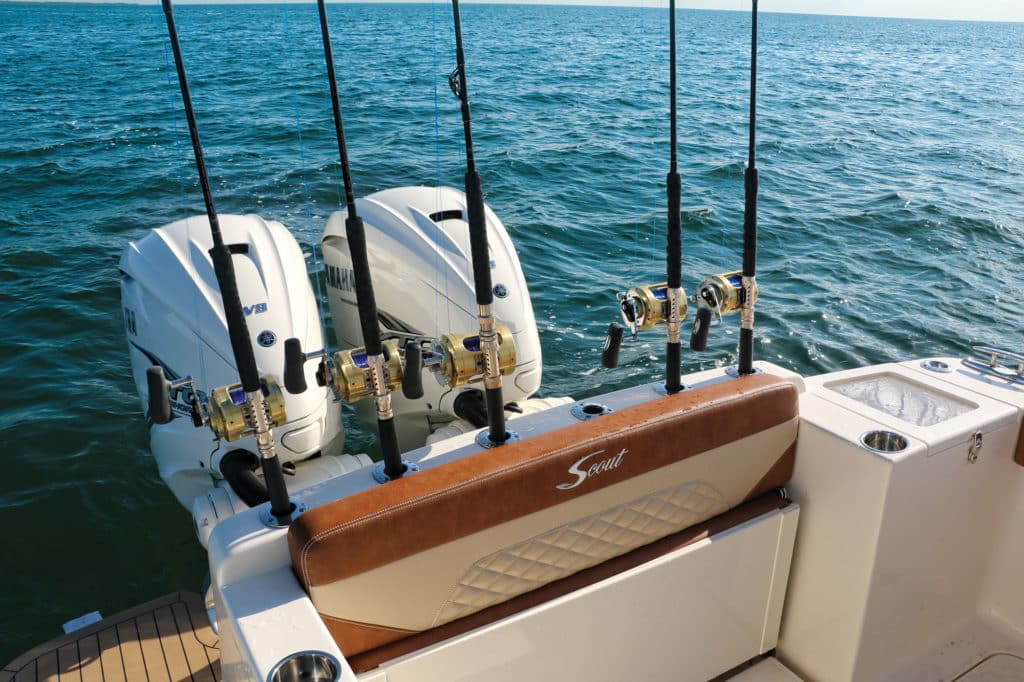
(288, 373), (799, 670)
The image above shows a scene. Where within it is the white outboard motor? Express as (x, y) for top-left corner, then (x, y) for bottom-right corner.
(120, 214), (348, 509)
(322, 186), (543, 446)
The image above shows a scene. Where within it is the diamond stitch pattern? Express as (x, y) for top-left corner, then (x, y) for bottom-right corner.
(434, 480), (729, 625)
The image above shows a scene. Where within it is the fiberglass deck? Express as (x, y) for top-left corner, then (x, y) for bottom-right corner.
(2, 592), (219, 682)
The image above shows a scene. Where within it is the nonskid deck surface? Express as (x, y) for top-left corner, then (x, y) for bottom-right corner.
(2, 592), (219, 682)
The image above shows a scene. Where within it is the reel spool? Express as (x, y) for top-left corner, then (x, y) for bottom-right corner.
(602, 283), (687, 369)
(617, 283), (688, 338)
(696, 271), (758, 317)
(147, 367), (289, 442)
(690, 270), (759, 352)
(328, 339), (405, 403)
(436, 323), (517, 388)
(207, 377), (288, 442)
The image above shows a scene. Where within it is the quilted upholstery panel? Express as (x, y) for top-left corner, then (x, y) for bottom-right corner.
(433, 479), (730, 625)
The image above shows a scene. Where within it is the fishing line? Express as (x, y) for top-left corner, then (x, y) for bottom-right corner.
(631, 0), (646, 285)
(432, 0), (445, 340)
(652, 0), (668, 271)
(161, 22), (208, 395)
(281, 0), (329, 333)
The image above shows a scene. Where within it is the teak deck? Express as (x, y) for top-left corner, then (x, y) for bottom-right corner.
(2, 592), (219, 682)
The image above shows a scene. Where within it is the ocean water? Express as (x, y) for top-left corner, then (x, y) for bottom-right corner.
(1, 0), (1023, 662)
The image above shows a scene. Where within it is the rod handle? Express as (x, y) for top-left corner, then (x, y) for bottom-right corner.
(401, 340), (424, 399)
(690, 307), (712, 351)
(601, 323), (624, 369)
(147, 366), (173, 424)
(283, 338), (308, 394)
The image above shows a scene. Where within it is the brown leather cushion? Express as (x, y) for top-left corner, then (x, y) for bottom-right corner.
(288, 373), (799, 658)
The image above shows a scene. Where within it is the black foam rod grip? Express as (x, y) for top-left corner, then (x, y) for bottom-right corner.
(147, 366), (173, 424)
(401, 340), (424, 399)
(690, 307), (712, 351)
(601, 322), (624, 369)
(283, 338), (307, 394)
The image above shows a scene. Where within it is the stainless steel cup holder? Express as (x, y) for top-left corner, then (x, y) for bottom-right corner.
(860, 430), (909, 454)
(269, 652), (341, 682)
(920, 359), (952, 373)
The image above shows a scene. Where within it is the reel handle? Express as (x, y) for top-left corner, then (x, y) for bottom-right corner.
(601, 322), (624, 369)
(147, 366), (173, 424)
(401, 340), (424, 399)
(283, 337), (308, 394)
(690, 307), (712, 351)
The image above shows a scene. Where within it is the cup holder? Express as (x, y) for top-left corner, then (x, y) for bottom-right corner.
(571, 402), (613, 421)
(860, 430), (909, 454)
(920, 359), (952, 373)
(269, 652), (340, 682)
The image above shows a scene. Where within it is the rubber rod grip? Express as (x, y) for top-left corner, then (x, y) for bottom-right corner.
(738, 327), (755, 374)
(690, 307), (712, 351)
(401, 340), (424, 399)
(283, 337), (307, 394)
(147, 366), (173, 424)
(379, 418), (405, 480)
(260, 455), (293, 524)
(601, 322), (624, 369)
(665, 341), (682, 394)
(485, 386), (509, 444)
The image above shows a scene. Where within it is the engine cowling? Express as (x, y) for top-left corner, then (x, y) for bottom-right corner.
(120, 214), (343, 507)
(322, 186), (542, 446)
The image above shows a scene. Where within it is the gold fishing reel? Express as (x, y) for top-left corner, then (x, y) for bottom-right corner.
(145, 367), (288, 441)
(206, 375), (288, 442)
(695, 271), (758, 317)
(326, 339), (405, 403)
(436, 323), (517, 388)
(689, 271), (760, 352)
(618, 283), (688, 337)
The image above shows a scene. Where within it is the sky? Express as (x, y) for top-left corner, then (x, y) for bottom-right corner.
(680, 0), (1022, 22)
(40, 0), (1024, 22)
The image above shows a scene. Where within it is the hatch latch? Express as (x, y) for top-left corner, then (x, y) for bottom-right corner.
(967, 431), (984, 464)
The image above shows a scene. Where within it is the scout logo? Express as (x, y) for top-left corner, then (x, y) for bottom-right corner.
(557, 448), (628, 490)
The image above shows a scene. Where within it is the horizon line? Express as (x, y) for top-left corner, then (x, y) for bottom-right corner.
(2, 0), (1022, 24)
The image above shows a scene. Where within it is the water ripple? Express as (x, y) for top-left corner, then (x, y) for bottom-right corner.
(2, 2), (1024, 662)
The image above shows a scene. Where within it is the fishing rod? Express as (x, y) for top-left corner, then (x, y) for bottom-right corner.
(688, 0), (760, 372)
(447, 0), (512, 446)
(664, 0), (684, 393)
(601, 0), (688, 394)
(737, 0), (760, 375)
(156, 0), (293, 524)
(294, 0), (406, 480)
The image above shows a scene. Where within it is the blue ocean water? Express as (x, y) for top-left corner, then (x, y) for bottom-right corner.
(1, 1), (1023, 661)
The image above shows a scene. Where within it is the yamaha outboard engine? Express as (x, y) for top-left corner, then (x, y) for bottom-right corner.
(322, 186), (543, 446)
(121, 214), (348, 508)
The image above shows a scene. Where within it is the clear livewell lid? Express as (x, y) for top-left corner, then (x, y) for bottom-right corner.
(827, 374), (974, 427)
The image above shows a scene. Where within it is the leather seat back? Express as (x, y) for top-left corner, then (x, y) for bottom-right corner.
(288, 373), (799, 657)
